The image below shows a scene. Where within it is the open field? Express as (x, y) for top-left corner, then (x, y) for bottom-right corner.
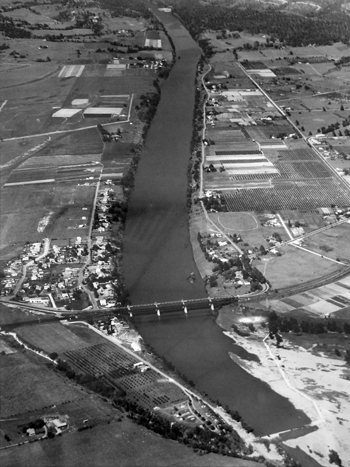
(303, 223), (350, 263)
(34, 129), (103, 157)
(255, 244), (341, 289)
(0, 182), (95, 252)
(0, 74), (74, 138)
(102, 141), (134, 173)
(0, 135), (49, 169)
(0, 344), (82, 418)
(0, 303), (38, 326)
(0, 38), (85, 64)
(0, 63), (59, 88)
(14, 322), (91, 354)
(67, 323), (113, 345)
(2, 7), (64, 25)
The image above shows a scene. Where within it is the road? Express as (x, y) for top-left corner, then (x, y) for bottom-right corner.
(199, 64), (243, 256)
(13, 238), (51, 296)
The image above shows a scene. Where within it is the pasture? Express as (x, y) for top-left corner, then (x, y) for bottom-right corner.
(1, 38), (83, 64)
(14, 322), (91, 354)
(303, 223), (350, 263)
(0, 346), (82, 418)
(255, 244), (340, 289)
(289, 109), (347, 136)
(1, 8), (58, 25)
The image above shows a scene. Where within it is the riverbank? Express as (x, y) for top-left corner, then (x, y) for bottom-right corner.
(216, 309), (350, 466)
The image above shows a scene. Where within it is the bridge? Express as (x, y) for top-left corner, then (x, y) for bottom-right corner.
(0, 296), (237, 330)
(70, 296), (236, 321)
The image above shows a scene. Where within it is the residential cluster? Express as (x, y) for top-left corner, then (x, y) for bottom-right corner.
(0, 238), (89, 310)
(81, 185), (125, 308)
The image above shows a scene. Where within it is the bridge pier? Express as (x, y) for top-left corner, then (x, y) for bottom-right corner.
(127, 305), (132, 318)
(155, 303), (161, 316)
(182, 299), (188, 314)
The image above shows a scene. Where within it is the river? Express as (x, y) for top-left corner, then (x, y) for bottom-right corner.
(123, 7), (310, 437)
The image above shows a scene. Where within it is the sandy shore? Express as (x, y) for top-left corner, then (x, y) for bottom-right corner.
(222, 329), (350, 467)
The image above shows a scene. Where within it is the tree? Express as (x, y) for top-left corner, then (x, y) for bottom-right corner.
(345, 350), (350, 365)
(268, 310), (279, 334)
(340, 104), (344, 111)
(329, 449), (343, 466)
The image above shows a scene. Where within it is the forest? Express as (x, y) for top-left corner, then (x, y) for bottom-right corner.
(167, 0), (350, 47)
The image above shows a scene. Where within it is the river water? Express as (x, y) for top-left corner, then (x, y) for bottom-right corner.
(123, 7), (310, 436)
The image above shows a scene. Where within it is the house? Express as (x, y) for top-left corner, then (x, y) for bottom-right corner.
(52, 419), (67, 431)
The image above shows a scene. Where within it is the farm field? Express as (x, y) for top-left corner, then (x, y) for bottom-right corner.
(0, 344), (82, 418)
(269, 275), (350, 318)
(63, 341), (187, 410)
(14, 322), (91, 354)
(223, 180), (350, 212)
(254, 244), (341, 289)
